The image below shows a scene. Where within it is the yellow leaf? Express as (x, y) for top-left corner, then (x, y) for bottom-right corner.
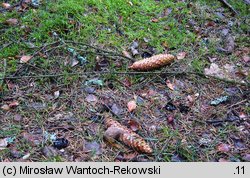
(20, 55), (32, 63)
(127, 100), (137, 112)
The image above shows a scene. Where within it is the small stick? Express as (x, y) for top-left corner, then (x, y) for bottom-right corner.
(0, 59), (7, 90)
(1, 71), (249, 87)
(218, 0), (239, 15)
(65, 40), (135, 61)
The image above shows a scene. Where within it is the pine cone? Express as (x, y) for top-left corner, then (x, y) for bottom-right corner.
(104, 117), (153, 154)
(129, 54), (175, 71)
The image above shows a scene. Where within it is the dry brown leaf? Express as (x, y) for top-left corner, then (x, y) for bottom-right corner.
(0, 138), (8, 148)
(151, 18), (159, 23)
(122, 50), (132, 59)
(166, 80), (174, 90)
(9, 101), (19, 108)
(1, 104), (10, 111)
(217, 143), (230, 153)
(2, 3), (11, 8)
(20, 55), (32, 63)
(176, 52), (187, 60)
(129, 54), (175, 71)
(242, 55), (250, 63)
(85, 94), (98, 105)
(127, 100), (137, 112)
(6, 18), (18, 26)
(128, 120), (141, 132)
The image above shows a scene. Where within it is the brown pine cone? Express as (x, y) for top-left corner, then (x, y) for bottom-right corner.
(104, 117), (153, 154)
(129, 54), (175, 71)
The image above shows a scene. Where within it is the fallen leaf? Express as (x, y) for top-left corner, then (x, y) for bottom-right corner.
(20, 55), (32, 63)
(242, 154), (250, 161)
(166, 80), (174, 90)
(242, 55), (250, 63)
(204, 63), (224, 78)
(123, 77), (132, 87)
(127, 100), (137, 112)
(0, 138), (8, 149)
(1, 104), (10, 111)
(111, 104), (122, 115)
(84, 86), (95, 94)
(187, 95), (194, 103)
(86, 94), (98, 104)
(2, 3), (11, 8)
(151, 18), (159, 23)
(71, 58), (79, 67)
(205, 21), (216, 27)
(167, 115), (174, 124)
(131, 48), (139, 56)
(176, 52), (187, 60)
(5, 18), (18, 26)
(54, 91), (60, 99)
(9, 101), (19, 108)
(128, 120), (141, 132)
(122, 50), (132, 59)
(22, 132), (42, 146)
(239, 112), (247, 119)
(217, 143), (230, 153)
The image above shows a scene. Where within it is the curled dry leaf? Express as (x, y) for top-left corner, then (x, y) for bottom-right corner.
(1, 104), (10, 111)
(122, 50), (132, 59)
(0, 138), (8, 149)
(5, 18), (18, 26)
(129, 54), (175, 71)
(128, 120), (141, 132)
(151, 18), (159, 23)
(86, 94), (98, 105)
(9, 101), (19, 108)
(217, 143), (230, 153)
(242, 55), (250, 63)
(20, 55), (32, 63)
(104, 117), (152, 154)
(127, 100), (137, 112)
(176, 52), (187, 60)
(54, 91), (60, 99)
(2, 3), (11, 8)
(166, 80), (174, 90)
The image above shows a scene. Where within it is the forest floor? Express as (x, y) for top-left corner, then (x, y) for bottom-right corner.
(0, 0), (249, 162)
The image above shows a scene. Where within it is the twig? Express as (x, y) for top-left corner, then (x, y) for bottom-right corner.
(0, 59), (7, 90)
(229, 99), (248, 108)
(218, 0), (239, 15)
(1, 70), (249, 87)
(65, 40), (135, 61)
(12, 41), (61, 77)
